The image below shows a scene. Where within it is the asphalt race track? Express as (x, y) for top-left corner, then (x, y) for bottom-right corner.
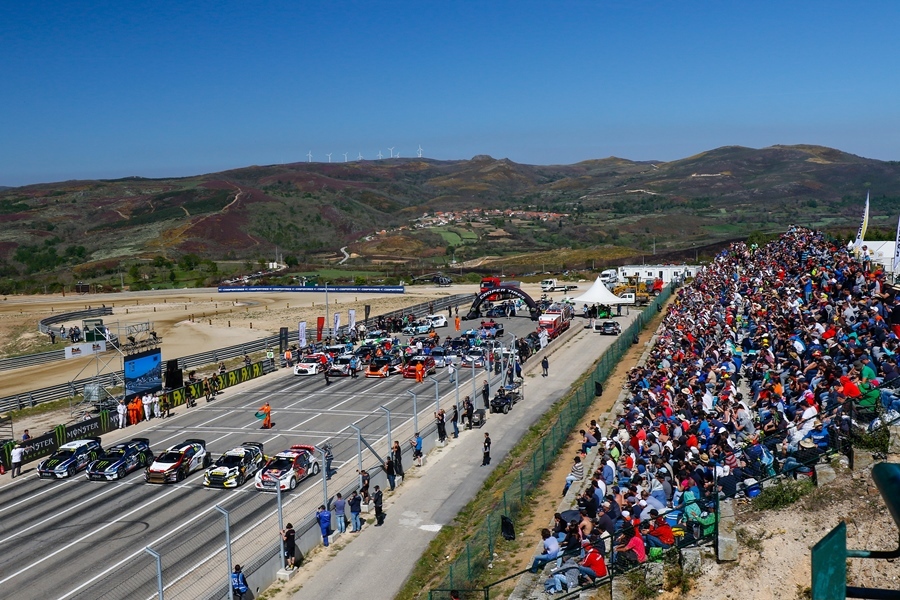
(0, 314), (552, 600)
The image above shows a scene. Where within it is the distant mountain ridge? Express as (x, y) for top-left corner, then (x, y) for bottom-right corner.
(1, 144), (899, 273)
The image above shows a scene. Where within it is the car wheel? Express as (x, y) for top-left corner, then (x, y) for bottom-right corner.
(311, 462), (320, 476)
(237, 473), (245, 487)
(503, 404), (510, 414)
(289, 477), (297, 490)
(117, 466), (126, 479)
(203, 454), (212, 468)
(176, 469), (185, 483)
(67, 465), (76, 478)
(139, 453), (148, 467)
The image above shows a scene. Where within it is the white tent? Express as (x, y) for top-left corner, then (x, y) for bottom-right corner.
(569, 276), (630, 305)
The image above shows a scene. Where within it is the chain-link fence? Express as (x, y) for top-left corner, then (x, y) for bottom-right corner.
(434, 288), (673, 592)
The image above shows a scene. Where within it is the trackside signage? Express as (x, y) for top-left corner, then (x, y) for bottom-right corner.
(217, 285), (405, 294)
(166, 361), (267, 408)
(1, 412), (113, 468)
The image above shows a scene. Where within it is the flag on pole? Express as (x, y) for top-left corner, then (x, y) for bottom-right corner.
(333, 312), (341, 336)
(348, 309), (356, 330)
(854, 191), (870, 249)
(298, 322), (307, 348)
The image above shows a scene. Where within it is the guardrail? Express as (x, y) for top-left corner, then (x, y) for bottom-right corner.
(0, 307), (114, 372)
(0, 293), (475, 414)
(37, 306), (113, 334)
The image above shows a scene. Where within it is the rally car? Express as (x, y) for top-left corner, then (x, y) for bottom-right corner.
(327, 354), (355, 377)
(460, 347), (488, 368)
(402, 355), (437, 379)
(365, 355), (402, 378)
(597, 320), (622, 335)
(294, 353), (326, 376)
(86, 438), (153, 481)
(255, 444), (320, 491)
(145, 439), (211, 484)
(426, 314), (449, 328)
(364, 330), (390, 345)
(402, 319), (435, 336)
(354, 344), (378, 364)
(479, 320), (504, 338)
(204, 442), (264, 488)
(430, 346), (455, 368)
(38, 438), (103, 479)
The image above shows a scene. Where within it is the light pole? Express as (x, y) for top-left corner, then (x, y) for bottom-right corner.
(315, 445), (328, 507)
(215, 505), (233, 600)
(349, 424), (363, 491)
(379, 405), (392, 450)
(406, 390), (418, 435)
(428, 376), (440, 412)
(144, 547), (164, 600)
(276, 483), (285, 569)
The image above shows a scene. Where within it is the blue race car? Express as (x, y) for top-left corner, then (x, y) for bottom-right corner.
(86, 438), (154, 481)
(38, 438), (103, 479)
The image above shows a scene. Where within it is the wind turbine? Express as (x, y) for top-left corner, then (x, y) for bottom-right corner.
(307, 151), (312, 163)
(357, 152), (363, 160)
(377, 151), (383, 160)
(343, 152), (348, 162)
(417, 145), (423, 158)
(388, 147), (395, 158)
(326, 153), (332, 163)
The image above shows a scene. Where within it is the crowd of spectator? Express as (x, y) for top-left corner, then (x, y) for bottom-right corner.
(532, 226), (899, 594)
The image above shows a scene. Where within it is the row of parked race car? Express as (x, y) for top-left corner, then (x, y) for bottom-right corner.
(37, 438), (320, 490)
(294, 321), (510, 379)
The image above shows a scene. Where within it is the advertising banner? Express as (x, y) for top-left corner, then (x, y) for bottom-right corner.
(333, 312), (340, 336)
(299, 321), (307, 348)
(365, 305), (371, 323)
(348, 309), (356, 330)
(1, 411), (114, 468)
(316, 317), (325, 341)
(64, 341), (107, 359)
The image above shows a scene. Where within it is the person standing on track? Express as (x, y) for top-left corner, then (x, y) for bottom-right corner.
(259, 401), (272, 429)
(415, 361), (424, 383)
(482, 432), (492, 466)
(391, 441), (404, 478)
(117, 399), (127, 428)
(10, 443), (24, 478)
(542, 356), (549, 377)
(316, 505), (332, 547)
(231, 565), (249, 599)
(348, 490), (362, 532)
(373, 485), (385, 526)
(282, 523), (297, 570)
(481, 380), (490, 411)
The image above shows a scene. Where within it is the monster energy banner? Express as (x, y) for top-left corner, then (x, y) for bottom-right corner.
(0, 411), (112, 469)
(165, 361), (268, 409)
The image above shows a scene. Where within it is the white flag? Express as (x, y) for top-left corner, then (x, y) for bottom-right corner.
(299, 322), (307, 348)
(893, 215), (900, 272)
(854, 191), (870, 249)
(348, 309), (356, 330)
(333, 312), (341, 336)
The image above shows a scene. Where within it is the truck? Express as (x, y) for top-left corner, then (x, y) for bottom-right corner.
(480, 277), (522, 301)
(613, 276), (650, 305)
(599, 269), (619, 285)
(540, 278), (578, 293)
(538, 302), (574, 339)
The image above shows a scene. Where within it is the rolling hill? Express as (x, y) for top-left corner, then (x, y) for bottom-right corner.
(1, 144), (899, 289)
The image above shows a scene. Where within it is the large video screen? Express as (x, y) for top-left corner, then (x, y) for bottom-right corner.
(124, 349), (162, 397)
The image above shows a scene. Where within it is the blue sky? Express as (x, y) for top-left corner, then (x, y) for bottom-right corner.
(2, 1), (898, 186)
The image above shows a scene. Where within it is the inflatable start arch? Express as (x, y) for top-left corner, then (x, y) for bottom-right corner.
(465, 287), (541, 321)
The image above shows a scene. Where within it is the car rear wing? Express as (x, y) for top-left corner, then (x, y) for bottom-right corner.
(131, 437), (151, 446)
(242, 442), (264, 453)
(184, 438), (207, 448)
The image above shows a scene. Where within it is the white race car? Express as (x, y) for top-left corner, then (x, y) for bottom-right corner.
(255, 445), (320, 491)
(145, 439), (211, 484)
(294, 353), (326, 376)
(426, 314), (449, 328)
